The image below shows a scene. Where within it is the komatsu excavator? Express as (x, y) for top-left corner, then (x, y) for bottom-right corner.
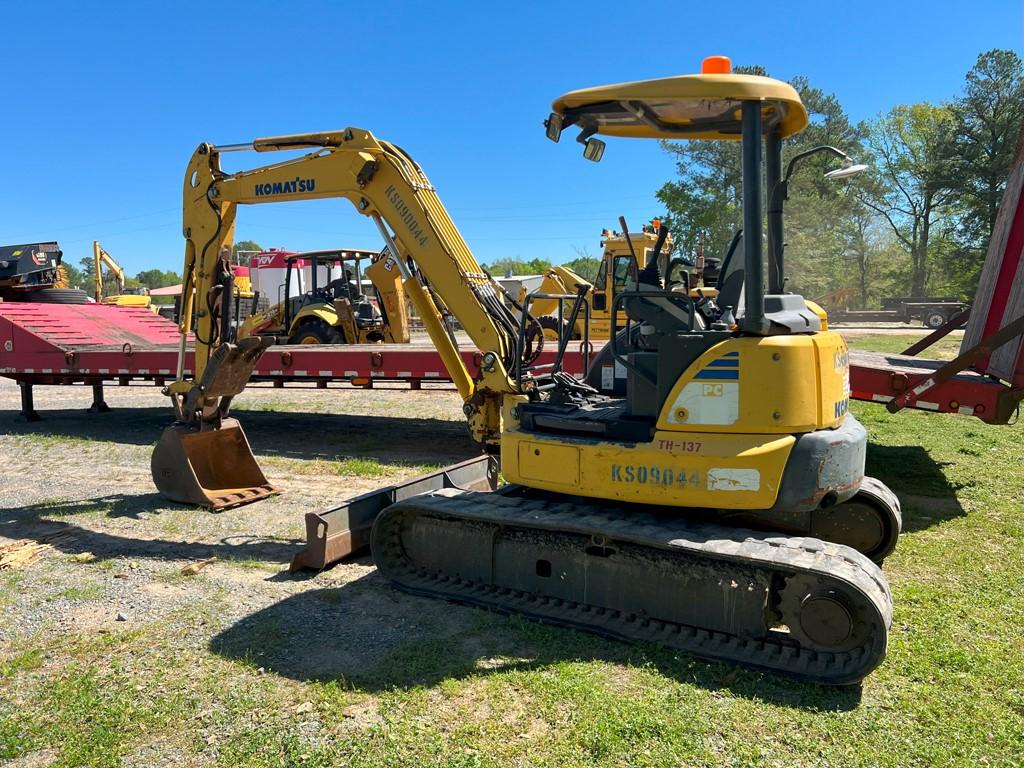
(152, 57), (901, 683)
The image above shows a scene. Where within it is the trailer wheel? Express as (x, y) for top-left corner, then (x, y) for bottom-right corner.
(288, 319), (344, 345)
(925, 311), (947, 329)
(24, 288), (91, 305)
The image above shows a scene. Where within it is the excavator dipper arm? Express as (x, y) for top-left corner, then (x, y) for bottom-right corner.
(153, 129), (533, 508)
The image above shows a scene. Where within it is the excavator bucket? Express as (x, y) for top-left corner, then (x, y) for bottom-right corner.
(151, 337), (279, 510)
(152, 417), (279, 510)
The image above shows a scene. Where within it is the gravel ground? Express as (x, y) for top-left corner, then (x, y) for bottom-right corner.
(0, 377), (494, 695)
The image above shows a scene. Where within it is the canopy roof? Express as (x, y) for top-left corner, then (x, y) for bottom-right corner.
(551, 73), (808, 141)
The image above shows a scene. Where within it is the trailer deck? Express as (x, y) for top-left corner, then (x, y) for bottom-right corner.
(849, 348), (1015, 422)
(0, 302), (593, 419)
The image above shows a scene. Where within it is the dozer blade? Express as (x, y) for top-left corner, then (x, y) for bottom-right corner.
(152, 417), (280, 510)
(290, 455), (497, 571)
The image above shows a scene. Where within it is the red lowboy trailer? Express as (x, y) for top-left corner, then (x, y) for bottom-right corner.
(846, 128), (1024, 425)
(0, 302), (592, 420)
(5, 125), (1024, 428)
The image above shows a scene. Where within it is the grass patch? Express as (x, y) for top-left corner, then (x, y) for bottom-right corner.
(846, 333), (962, 359)
(0, 572), (23, 609)
(7, 433), (100, 448)
(334, 456), (390, 478)
(56, 583), (104, 601)
(0, 648), (44, 679)
(263, 455), (440, 478)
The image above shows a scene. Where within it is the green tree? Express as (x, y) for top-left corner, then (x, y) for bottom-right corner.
(860, 103), (958, 297)
(480, 257), (553, 276)
(78, 256), (97, 294)
(656, 66), (868, 298)
(951, 50), (1024, 251)
(232, 240), (262, 264)
(135, 269), (180, 290)
(562, 256), (601, 283)
(60, 260), (84, 289)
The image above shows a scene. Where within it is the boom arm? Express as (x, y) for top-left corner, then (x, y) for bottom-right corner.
(171, 128), (531, 445)
(92, 240), (125, 301)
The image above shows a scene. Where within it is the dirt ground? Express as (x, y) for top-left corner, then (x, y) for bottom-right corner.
(0, 378), (498, 689)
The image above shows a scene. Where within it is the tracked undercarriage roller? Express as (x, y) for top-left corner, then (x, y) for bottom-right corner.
(372, 488), (892, 685)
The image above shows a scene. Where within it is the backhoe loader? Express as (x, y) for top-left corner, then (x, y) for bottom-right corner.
(152, 56), (900, 683)
(237, 248), (408, 345)
(523, 222), (658, 340)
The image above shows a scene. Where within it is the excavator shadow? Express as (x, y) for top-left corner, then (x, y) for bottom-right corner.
(0, 495), (301, 564)
(865, 444), (967, 533)
(210, 571), (863, 711)
(0, 405), (472, 465)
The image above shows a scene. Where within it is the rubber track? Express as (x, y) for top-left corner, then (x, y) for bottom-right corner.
(373, 489), (893, 685)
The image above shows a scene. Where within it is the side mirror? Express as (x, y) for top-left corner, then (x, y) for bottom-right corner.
(545, 113), (563, 143)
(582, 137), (606, 163)
(824, 163), (868, 180)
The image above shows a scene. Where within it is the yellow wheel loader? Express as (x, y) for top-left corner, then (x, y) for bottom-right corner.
(521, 224), (658, 340)
(237, 248), (408, 345)
(152, 56), (900, 683)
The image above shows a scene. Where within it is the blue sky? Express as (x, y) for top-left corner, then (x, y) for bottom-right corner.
(3, 0), (1021, 276)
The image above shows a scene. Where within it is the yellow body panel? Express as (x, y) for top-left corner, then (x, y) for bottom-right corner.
(656, 332), (850, 434)
(521, 266), (592, 321)
(501, 329), (850, 510)
(365, 254), (410, 344)
(502, 428), (795, 509)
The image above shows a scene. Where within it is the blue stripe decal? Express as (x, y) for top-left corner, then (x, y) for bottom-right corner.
(723, 351), (739, 357)
(707, 359), (739, 368)
(694, 370), (739, 380)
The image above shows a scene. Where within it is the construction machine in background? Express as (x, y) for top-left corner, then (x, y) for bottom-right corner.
(524, 222), (661, 339)
(526, 221), (725, 340)
(152, 56), (901, 684)
(0, 241), (90, 303)
(92, 241), (153, 308)
(237, 248), (408, 345)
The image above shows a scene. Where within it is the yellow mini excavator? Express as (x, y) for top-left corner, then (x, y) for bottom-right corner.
(152, 57), (901, 684)
(93, 241), (152, 308)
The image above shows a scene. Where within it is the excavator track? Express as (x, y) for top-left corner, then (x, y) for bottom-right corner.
(372, 488), (892, 685)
